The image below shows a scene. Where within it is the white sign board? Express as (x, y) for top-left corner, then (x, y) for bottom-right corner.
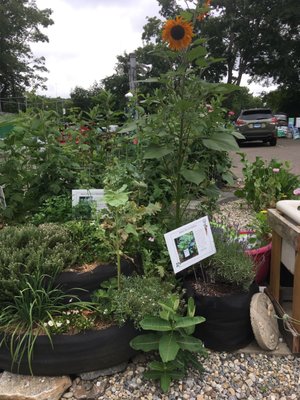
(72, 189), (106, 211)
(164, 216), (216, 274)
(296, 118), (300, 128)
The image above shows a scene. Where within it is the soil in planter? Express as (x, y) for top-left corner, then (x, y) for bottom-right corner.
(184, 279), (259, 352)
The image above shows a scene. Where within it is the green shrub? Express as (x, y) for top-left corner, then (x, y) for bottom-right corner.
(0, 223), (80, 301)
(204, 227), (255, 290)
(92, 275), (178, 328)
(235, 154), (300, 211)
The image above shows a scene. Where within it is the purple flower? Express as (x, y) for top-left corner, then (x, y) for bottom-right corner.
(293, 188), (300, 196)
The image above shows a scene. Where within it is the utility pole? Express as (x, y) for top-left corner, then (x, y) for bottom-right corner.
(128, 53), (137, 93)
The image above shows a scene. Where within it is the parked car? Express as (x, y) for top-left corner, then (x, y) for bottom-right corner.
(274, 112), (288, 127)
(235, 108), (277, 146)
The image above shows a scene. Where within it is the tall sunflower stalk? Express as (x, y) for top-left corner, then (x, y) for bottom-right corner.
(122, 1), (242, 229)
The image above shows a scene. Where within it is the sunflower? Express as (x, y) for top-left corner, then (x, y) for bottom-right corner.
(162, 16), (194, 51)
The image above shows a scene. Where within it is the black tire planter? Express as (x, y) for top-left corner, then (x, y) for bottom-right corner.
(0, 322), (138, 376)
(184, 280), (259, 352)
(54, 259), (137, 300)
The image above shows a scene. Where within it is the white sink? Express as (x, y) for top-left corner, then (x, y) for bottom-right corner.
(276, 200), (300, 225)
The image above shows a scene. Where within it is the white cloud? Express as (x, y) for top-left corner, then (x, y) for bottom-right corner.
(32, 0), (160, 98)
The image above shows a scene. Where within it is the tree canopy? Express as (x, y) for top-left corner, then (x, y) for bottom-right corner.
(0, 0), (53, 104)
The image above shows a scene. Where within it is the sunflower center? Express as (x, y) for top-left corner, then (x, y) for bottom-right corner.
(171, 25), (185, 40)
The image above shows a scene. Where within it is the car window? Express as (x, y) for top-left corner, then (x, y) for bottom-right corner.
(240, 109), (273, 120)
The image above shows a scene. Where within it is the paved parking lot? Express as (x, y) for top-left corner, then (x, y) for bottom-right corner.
(229, 138), (300, 180)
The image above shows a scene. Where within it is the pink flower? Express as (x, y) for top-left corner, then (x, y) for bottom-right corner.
(228, 110), (235, 116)
(293, 188), (300, 196)
(132, 137), (138, 145)
(272, 168), (280, 173)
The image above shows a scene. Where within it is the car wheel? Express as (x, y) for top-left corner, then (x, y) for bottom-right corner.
(269, 138), (277, 146)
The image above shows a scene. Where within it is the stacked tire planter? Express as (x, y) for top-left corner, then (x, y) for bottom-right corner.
(0, 259), (139, 376)
(184, 279), (259, 352)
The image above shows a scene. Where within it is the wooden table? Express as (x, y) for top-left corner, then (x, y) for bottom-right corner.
(267, 208), (300, 353)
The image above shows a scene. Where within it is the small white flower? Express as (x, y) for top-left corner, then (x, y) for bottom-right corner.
(56, 322), (63, 328)
(66, 319), (70, 324)
(48, 320), (54, 327)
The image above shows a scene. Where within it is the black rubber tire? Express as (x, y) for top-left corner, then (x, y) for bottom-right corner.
(184, 280), (259, 351)
(270, 138), (277, 146)
(0, 322), (138, 376)
(54, 259), (136, 300)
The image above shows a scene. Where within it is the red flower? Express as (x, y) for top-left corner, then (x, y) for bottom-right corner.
(133, 137), (138, 145)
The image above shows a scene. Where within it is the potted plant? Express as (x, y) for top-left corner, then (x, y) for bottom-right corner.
(241, 210), (273, 285)
(184, 225), (258, 352)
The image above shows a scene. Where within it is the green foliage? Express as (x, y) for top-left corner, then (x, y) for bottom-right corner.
(65, 219), (113, 264)
(92, 275), (177, 328)
(204, 227), (255, 290)
(0, 108), (116, 223)
(98, 185), (161, 288)
(120, 45), (240, 229)
(234, 154), (300, 211)
(29, 194), (73, 224)
(246, 211), (272, 248)
(0, 223), (80, 302)
(0, 271), (94, 374)
(0, 1), (53, 104)
(130, 295), (207, 392)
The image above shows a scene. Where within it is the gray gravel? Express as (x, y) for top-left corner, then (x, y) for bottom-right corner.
(60, 198), (300, 400)
(61, 351), (300, 399)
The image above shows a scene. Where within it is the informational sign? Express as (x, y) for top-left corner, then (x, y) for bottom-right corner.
(72, 189), (106, 211)
(164, 216), (216, 274)
(288, 117), (295, 127)
(295, 118), (300, 128)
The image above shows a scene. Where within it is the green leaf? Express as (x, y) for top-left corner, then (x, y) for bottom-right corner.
(148, 361), (167, 371)
(177, 335), (205, 352)
(130, 333), (160, 351)
(174, 316), (205, 329)
(160, 373), (172, 393)
(144, 145), (173, 159)
(180, 168), (205, 185)
(180, 11), (193, 22)
(125, 223), (138, 236)
(118, 121), (138, 133)
(159, 333), (180, 362)
(186, 46), (207, 62)
(104, 188), (129, 207)
(203, 134), (239, 151)
(140, 316), (173, 331)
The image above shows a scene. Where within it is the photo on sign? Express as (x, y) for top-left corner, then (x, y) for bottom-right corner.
(164, 216), (216, 274)
(174, 231), (198, 263)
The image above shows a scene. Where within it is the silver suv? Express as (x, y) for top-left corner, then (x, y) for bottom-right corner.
(235, 108), (277, 146)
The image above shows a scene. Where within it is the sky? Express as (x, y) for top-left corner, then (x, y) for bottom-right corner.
(32, 0), (160, 98)
(32, 0), (277, 99)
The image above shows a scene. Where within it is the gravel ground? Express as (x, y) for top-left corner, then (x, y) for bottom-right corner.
(59, 198), (300, 400)
(61, 351), (300, 400)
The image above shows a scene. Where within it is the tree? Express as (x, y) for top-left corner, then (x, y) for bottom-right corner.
(0, 0), (53, 110)
(141, 0), (300, 89)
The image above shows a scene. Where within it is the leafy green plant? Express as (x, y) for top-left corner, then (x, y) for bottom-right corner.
(234, 153), (300, 211)
(98, 185), (161, 289)
(0, 223), (80, 302)
(92, 275), (177, 327)
(130, 295), (207, 392)
(0, 271), (94, 374)
(245, 210), (272, 249)
(204, 226), (255, 290)
(119, 5), (242, 229)
(29, 194), (73, 224)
